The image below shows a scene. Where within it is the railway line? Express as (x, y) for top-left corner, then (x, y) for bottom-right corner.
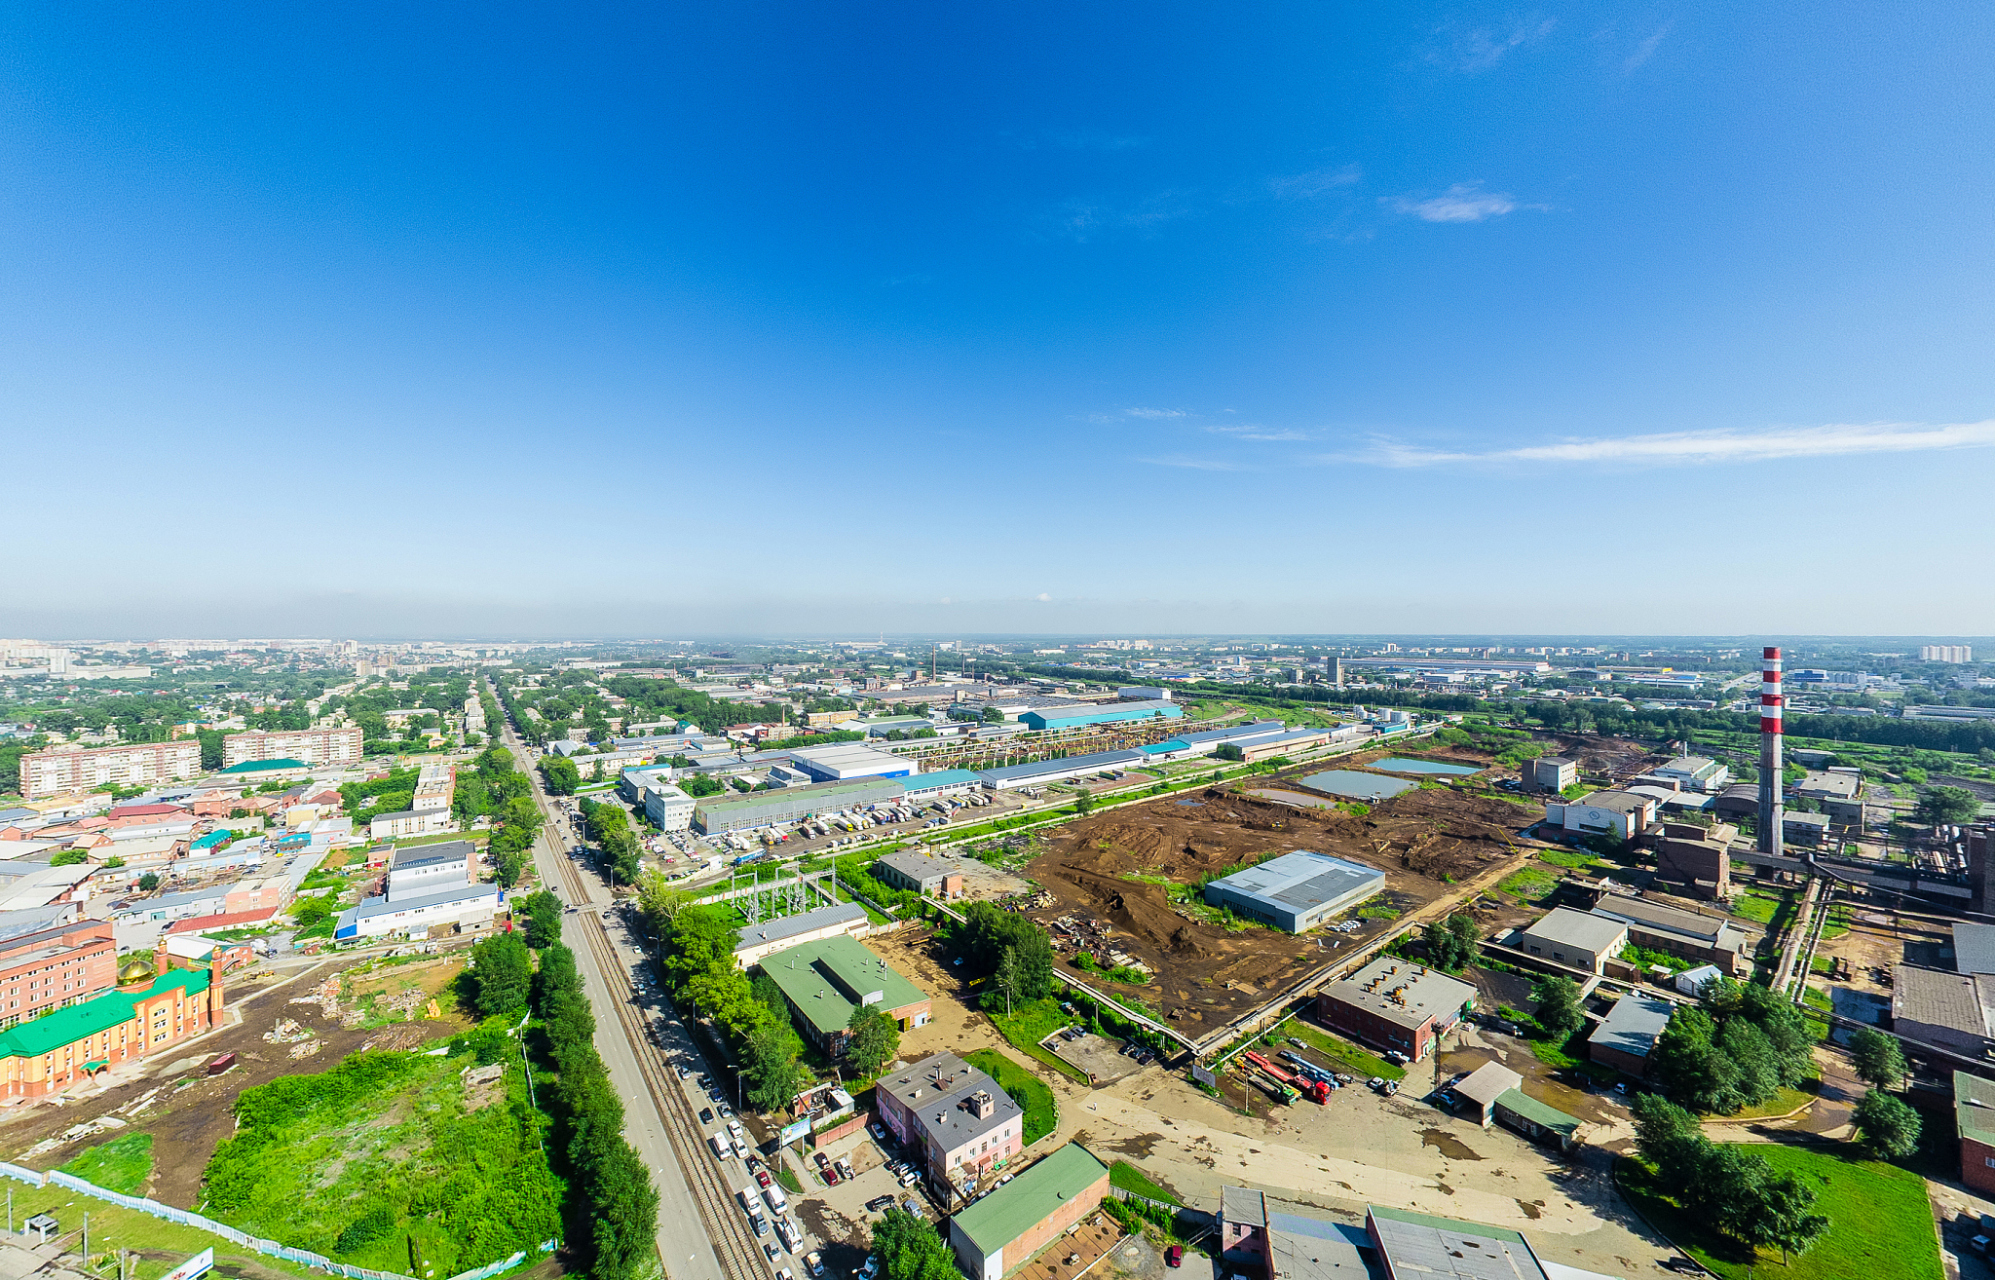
(497, 698), (769, 1280)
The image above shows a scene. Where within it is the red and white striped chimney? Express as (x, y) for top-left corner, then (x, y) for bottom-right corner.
(1758, 646), (1784, 856)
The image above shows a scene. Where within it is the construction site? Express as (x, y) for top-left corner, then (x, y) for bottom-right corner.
(1019, 750), (1542, 1041)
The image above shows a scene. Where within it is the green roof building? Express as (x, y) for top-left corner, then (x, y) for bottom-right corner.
(218, 758), (309, 775)
(757, 935), (930, 1053)
(949, 1144), (1111, 1280)
(0, 966), (220, 1100)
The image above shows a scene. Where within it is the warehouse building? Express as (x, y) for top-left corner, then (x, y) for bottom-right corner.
(1017, 703), (1183, 732)
(976, 749), (1145, 792)
(733, 901), (869, 968)
(1542, 790), (1656, 842)
(694, 778), (902, 832)
(790, 743), (914, 782)
(874, 850), (968, 899)
(1587, 994), (1673, 1077)
(757, 935), (930, 1053)
(1589, 894), (1749, 975)
(1892, 965), (1994, 1057)
(1116, 686), (1172, 700)
(1521, 757), (1577, 794)
(949, 1144), (1110, 1280)
(1175, 720), (1286, 753)
(1202, 850), (1385, 932)
(1316, 957), (1473, 1061)
(1451, 1061), (1586, 1150)
(899, 769), (983, 801)
(1515, 908), (1628, 975)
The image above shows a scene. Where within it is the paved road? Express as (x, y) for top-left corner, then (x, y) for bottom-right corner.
(497, 708), (729, 1280)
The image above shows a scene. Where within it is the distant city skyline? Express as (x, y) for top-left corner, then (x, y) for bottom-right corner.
(5, 4), (1992, 633)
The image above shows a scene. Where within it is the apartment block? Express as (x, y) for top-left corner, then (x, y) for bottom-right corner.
(19, 742), (202, 799)
(221, 727), (363, 769)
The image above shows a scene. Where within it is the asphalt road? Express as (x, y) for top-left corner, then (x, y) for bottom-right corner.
(498, 710), (730, 1280)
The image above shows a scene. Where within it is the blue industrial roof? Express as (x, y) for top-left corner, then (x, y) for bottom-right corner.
(1019, 702), (1183, 730)
(1140, 740), (1190, 755)
(901, 769), (982, 791)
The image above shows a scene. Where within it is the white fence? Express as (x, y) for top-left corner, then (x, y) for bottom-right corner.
(0, 1161), (548, 1280)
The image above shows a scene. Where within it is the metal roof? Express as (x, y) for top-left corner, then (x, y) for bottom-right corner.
(1520, 908), (1628, 956)
(1365, 1205), (1546, 1280)
(1322, 957), (1476, 1032)
(1454, 1061), (1523, 1110)
(1957, 923), (1995, 977)
(1589, 896), (1745, 954)
(950, 1143), (1107, 1254)
(976, 749), (1145, 785)
(1587, 995), (1673, 1060)
(759, 935), (928, 1036)
(1493, 1088), (1583, 1140)
(1955, 1071), (1995, 1146)
(878, 1052), (1024, 1161)
(733, 901), (867, 953)
(1208, 851), (1384, 916)
(1892, 965), (1994, 1039)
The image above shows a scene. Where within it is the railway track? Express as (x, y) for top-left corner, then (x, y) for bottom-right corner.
(498, 706), (768, 1280)
(576, 912), (769, 1280)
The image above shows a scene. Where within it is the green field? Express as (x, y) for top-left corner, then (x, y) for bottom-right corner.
(1498, 867), (1559, 901)
(1276, 1019), (1407, 1081)
(200, 1049), (562, 1276)
(1110, 1159), (1180, 1205)
(1617, 1145), (1941, 1280)
(1731, 890), (1785, 925)
(58, 1131), (154, 1195)
(962, 1048), (1059, 1145)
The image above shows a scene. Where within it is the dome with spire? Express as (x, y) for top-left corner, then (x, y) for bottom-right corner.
(117, 957), (156, 986)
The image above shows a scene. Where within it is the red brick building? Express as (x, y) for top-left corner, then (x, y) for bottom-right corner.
(0, 918), (117, 1029)
(1315, 957), (1475, 1063)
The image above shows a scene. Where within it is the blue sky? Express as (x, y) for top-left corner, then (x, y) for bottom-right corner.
(5, 2), (1992, 638)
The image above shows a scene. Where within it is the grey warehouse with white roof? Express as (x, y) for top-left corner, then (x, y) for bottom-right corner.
(1202, 850), (1385, 932)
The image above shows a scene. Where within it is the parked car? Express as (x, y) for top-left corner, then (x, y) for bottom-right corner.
(1368, 1077), (1386, 1091)
(835, 1158), (855, 1182)
(1166, 1246), (1184, 1268)
(870, 1123), (890, 1143)
(857, 1257), (880, 1280)
(700, 1107), (715, 1125)
(756, 1170), (773, 1188)
(865, 1195), (896, 1213)
(899, 1169), (921, 1187)
(805, 1252), (824, 1278)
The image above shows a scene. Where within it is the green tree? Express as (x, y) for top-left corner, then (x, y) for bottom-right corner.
(1915, 785), (1980, 826)
(48, 849), (87, 867)
(1852, 1088), (1921, 1159)
(471, 930), (532, 1017)
(980, 705), (1005, 724)
(539, 755), (581, 796)
(137, 871), (159, 892)
(983, 946), (1024, 1016)
(1531, 974), (1585, 1039)
(1073, 791), (1096, 815)
(1630, 1093), (1708, 1193)
(1849, 1026), (1907, 1090)
(847, 1005), (901, 1076)
(518, 889), (563, 948)
(744, 1021), (809, 1115)
(1423, 913), (1480, 972)
(1746, 1168), (1830, 1264)
(870, 1206), (959, 1280)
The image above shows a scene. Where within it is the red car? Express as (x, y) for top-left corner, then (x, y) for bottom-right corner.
(755, 1170), (773, 1188)
(1165, 1247), (1183, 1269)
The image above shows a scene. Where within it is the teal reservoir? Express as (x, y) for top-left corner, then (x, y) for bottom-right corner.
(1298, 770), (1415, 801)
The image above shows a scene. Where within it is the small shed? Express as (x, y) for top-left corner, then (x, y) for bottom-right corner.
(1674, 964), (1722, 997)
(1452, 1061), (1523, 1127)
(1493, 1089), (1587, 1152)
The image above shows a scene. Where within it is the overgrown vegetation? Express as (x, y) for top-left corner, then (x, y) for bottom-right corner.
(961, 1049), (1057, 1145)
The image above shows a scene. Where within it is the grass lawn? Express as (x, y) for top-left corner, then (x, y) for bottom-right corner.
(776, 1156), (805, 1195)
(1110, 1160), (1181, 1205)
(0, 1178), (327, 1280)
(58, 1131), (154, 1195)
(1716, 1084), (1818, 1121)
(963, 1049), (1059, 1146)
(1731, 891), (1785, 925)
(1497, 867), (1558, 901)
(986, 998), (1091, 1084)
(1616, 1145), (1940, 1280)
(199, 1048), (561, 1276)
(1536, 848), (1606, 871)
(1280, 1019), (1407, 1081)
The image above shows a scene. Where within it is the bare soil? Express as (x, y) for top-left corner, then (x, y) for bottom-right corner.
(1020, 762), (1539, 1033)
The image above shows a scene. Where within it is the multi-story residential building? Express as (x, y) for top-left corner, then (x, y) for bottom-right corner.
(221, 727), (363, 769)
(411, 764), (455, 813)
(19, 742), (202, 799)
(0, 918), (117, 1028)
(875, 1052), (1024, 1203)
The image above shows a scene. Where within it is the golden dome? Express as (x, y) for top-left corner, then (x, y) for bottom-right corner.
(117, 958), (155, 986)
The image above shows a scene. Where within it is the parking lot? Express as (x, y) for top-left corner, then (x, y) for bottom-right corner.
(1043, 1028), (1148, 1086)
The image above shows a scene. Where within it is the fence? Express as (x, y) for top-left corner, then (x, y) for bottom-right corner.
(0, 1162), (550, 1280)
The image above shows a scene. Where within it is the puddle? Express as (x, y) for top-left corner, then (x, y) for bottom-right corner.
(1418, 1128), (1485, 1161)
(1175, 799), (1203, 807)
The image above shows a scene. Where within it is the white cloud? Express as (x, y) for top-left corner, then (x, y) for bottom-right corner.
(1269, 166), (1362, 199)
(1390, 183), (1521, 223)
(1036, 592), (1052, 602)
(1624, 22), (1673, 71)
(1039, 192), (1198, 242)
(1207, 423), (1310, 442)
(1140, 455), (1249, 472)
(1428, 17), (1557, 72)
(1125, 407), (1187, 419)
(1344, 420), (1995, 468)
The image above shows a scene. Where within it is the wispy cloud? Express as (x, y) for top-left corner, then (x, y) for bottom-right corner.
(1141, 455), (1250, 472)
(1038, 192), (1198, 242)
(1389, 183), (1523, 223)
(1207, 423), (1311, 442)
(1341, 420), (1995, 468)
(1269, 166), (1362, 199)
(1624, 21), (1673, 71)
(1427, 17), (1557, 72)
(1125, 407), (1187, 420)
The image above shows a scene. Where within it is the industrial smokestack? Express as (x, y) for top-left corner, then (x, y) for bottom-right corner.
(1759, 646), (1784, 858)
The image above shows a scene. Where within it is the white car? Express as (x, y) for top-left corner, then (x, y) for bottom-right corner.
(805, 1253), (824, 1278)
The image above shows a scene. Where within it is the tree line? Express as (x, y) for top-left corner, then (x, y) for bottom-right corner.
(466, 921), (660, 1280)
